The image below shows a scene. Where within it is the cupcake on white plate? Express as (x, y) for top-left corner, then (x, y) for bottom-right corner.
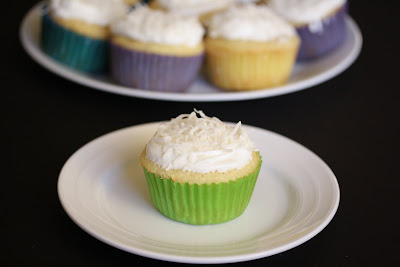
(268, 0), (348, 61)
(110, 6), (205, 92)
(41, 0), (129, 73)
(139, 110), (262, 225)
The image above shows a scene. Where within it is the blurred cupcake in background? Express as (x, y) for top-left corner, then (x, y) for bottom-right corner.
(41, 0), (129, 74)
(148, 0), (234, 25)
(268, 0), (348, 61)
(110, 6), (205, 92)
(204, 4), (299, 91)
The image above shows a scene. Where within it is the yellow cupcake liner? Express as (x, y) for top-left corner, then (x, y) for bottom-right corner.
(142, 159), (262, 225)
(204, 37), (299, 91)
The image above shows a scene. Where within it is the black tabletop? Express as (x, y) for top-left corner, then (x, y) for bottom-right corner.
(3, 1), (400, 266)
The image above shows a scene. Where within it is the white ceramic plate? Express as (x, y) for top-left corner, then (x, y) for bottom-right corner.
(58, 122), (340, 264)
(20, 2), (362, 102)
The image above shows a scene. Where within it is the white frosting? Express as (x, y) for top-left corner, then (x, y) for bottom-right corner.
(111, 6), (205, 46)
(145, 110), (257, 173)
(268, 0), (346, 25)
(207, 4), (296, 42)
(156, 0), (233, 16)
(50, 0), (129, 26)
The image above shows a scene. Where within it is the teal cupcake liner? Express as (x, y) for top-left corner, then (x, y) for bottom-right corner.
(142, 158), (262, 225)
(41, 11), (109, 74)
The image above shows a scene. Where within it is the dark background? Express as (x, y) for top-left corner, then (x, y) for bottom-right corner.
(3, 0), (399, 266)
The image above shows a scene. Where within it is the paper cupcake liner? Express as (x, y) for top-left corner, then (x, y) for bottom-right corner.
(142, 161), (261, 225)
(41, 11), (109, 74)
(296, 5), (347, 61)
(205, 41), (298, 91)
(110, 43), (204, 92)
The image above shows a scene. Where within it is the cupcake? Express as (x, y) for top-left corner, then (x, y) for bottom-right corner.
(204, 4), (300, 91)
(41, 0), (129, 73)
(268, 0), (347, 61)
(139, 110), (262, 225)
(110, 6), (205, 92)
(148, 0), (234, 25)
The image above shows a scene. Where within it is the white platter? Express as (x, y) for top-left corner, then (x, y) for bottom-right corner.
(58, 122), (340, 264)
(20, 2), (362, 102)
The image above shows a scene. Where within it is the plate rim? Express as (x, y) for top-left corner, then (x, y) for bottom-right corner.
(20, 1), (362, 102)
(57, 122), (340, 264)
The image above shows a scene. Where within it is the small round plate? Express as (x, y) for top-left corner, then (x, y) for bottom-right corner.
(58, 122), (340, 263)
(20, 2), (362, 102)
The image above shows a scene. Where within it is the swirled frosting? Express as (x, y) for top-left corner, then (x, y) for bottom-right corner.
(207, 4), (296, 42)
(268, 0), (346, 25)
(111, 6), (204, 46)
(145, 110), (257, 173)
(156, 0), (233, 16)
(50, 0), (129, 26)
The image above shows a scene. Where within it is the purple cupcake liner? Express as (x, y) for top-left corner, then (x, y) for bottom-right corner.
(296, 5), (347, 61)
(111, 42), (204, 92)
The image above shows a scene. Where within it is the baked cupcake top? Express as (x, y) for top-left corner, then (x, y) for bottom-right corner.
(268, 0), (346, 25)
(207, 4), (296, 42)
(111, 6), (205, 47)
(144, 110), (257, 174)
(49, 0), (129, 26)
(153, 0), (233, 16)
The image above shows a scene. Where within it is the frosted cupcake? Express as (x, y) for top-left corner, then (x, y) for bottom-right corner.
(110, 6), (205, 92)
(139, 110), (262, 225)
(268, 0), (347, 61)
(148, 0), (234, 25)
(204, 4), (299, 91)
(41, 0), (129, 73)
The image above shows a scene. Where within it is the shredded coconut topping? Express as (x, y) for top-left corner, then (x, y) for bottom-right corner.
(145, 110), (257, 173)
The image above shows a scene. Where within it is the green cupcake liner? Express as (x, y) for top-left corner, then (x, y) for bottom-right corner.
(143, 159), (262, 225)
(41, 11), (109, 74)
